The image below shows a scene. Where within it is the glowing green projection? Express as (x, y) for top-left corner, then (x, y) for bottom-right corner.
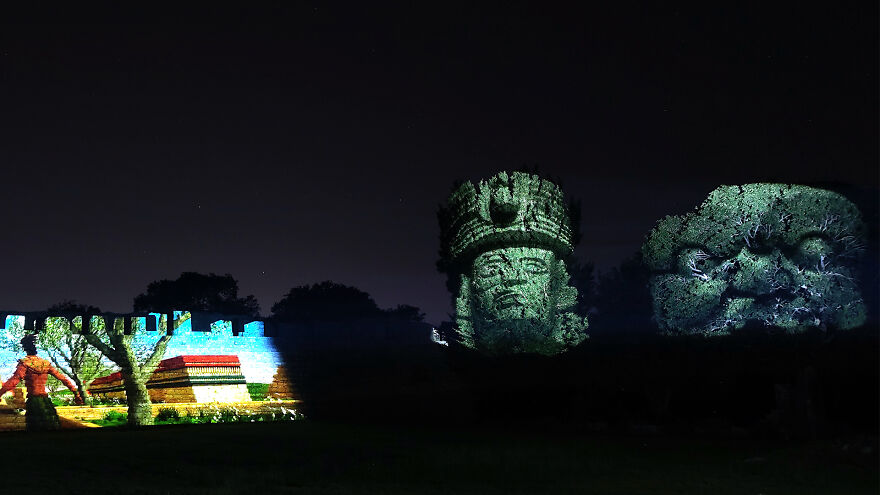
(642, 184), (867, 335)
(438, 171), (587, 355)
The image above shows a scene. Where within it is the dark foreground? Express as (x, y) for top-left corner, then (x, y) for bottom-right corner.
(1, 421), (875, 494)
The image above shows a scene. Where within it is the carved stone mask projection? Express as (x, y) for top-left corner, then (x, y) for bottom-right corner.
(438, 171), (588, 355)
(642, 184), (866, 335)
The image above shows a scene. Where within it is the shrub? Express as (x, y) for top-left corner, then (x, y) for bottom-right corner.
(82, 396), (125, 407)
(247, 383), (269, 401)
(102, 410), (127, 422)
(155, 407), (181, 422)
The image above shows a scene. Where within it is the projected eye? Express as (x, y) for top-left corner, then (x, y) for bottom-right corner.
(477, 262), (503, 278)
(676, 248), (718, 276)
(522, 258), (548, 275)
(795, 237), (832, 268)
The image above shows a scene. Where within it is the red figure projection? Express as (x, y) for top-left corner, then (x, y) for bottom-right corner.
(0, 334), (84, 430)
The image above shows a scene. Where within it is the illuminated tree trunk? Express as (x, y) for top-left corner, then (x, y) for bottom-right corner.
(71, 376), (87, 405)
(79, 315), (172, 427)
(122, 370), (153, 426)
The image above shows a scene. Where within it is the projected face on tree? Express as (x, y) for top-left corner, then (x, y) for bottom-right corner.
(642, 184), (867, 335)
(471, 248), (555, 321)
(462, 246), (581, 355)
(438, 171), (588, 356)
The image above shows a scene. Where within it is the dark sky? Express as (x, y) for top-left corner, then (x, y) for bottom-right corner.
(1, 4), (876, 325)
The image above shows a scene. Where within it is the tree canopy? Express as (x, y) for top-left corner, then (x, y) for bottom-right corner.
(133, 272), (260, 317)
(271, 281), (384, 325)
(43, 301), (113, 401)
(435, 171), (588, 355)
(642, 184), (866, 334)
(592, 253), (653, 334)
(385, 304), (426, 323)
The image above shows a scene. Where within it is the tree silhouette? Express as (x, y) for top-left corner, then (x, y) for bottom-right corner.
(566, 257), (596, 317)
(271, 281), (383, 325)
(384, 304), (426, 323)
(133, 272), (260, 317)
(592, 252), (654, 334)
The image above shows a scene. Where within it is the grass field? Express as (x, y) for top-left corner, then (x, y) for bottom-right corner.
(0, 420), (875, 494)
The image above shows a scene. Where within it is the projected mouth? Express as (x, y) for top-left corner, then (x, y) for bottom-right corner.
(495, 292), (524, 309)
(721, 288), (795, 306)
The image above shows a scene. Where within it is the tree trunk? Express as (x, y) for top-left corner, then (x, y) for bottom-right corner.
(71, 376), (86, 404)
(123, 372), (153, 426)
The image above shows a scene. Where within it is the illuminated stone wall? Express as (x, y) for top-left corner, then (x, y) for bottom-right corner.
(1, 312), (283, 384)
(89, 355), (252, 403)
(150, 314), (282, 384)
(266, 365), (297, 399)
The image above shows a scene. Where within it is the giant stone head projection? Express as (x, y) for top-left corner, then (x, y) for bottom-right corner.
(438, 171), (588, 355)
(642, 184), (866, 335)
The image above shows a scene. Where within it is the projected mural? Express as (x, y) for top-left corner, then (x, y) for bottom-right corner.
(642, 184), (867, 335)
(0, 311), (294, 431)
(438, 171), (588, 355)
(0, 334), (84, 430)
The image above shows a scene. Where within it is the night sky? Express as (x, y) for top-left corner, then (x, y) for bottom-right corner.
(1, 4), (876, 325)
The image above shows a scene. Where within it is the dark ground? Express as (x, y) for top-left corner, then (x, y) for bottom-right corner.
(1, 420), (877, 495)
(5, 326), (876, 494)
(275, 326), (880, 434)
